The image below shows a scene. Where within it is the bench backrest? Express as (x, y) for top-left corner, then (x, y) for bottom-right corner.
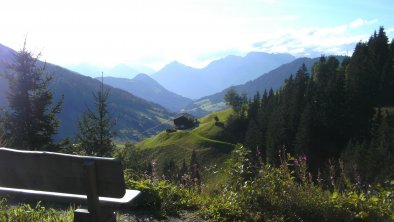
(0, 148), (126, 198)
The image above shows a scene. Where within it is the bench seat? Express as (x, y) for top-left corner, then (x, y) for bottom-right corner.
(0, 147), (140, 222)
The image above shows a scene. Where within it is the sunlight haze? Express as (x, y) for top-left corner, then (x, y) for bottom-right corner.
(1, 0), (393, 71)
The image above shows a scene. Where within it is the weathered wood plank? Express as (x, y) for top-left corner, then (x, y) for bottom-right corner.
(0, 147), (125, 198)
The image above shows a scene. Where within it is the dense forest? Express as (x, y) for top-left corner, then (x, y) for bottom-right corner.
(223, 27), (394, 184)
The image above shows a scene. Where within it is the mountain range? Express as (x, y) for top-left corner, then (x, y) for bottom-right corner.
(182, 57), (344, 117)
(0, 42), (328, 141)
(99, 74), (193, 112)
(151, 52), (295, 99)
(96, 56), (322, 117)
(0, 43), (171, 141)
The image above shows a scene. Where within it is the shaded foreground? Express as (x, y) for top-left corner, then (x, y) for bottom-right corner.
(2, 145), (393, 221)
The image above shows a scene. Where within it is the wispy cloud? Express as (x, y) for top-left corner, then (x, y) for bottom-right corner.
(386, 28), (394, 35)
(350, 18), (378, 29)
(251, 19), (379, 58)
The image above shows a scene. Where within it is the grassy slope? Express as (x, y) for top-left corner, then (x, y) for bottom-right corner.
(136, 109), (235, 183)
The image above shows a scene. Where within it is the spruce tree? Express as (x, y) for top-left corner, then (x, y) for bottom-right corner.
(77, 74), (115, 156)
(2, 42), (62, 150)
(244, 119), (262, 153)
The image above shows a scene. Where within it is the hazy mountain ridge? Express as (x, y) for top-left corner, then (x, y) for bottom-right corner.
(182, 57), (325, 116)
(100, 74), (193, 112)
(151, 61), (203, 99)
(0, 44), (171, 141)
(65, 63), (155, 78)
(151, 52), (295, 99)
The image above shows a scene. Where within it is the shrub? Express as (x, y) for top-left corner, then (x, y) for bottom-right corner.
(203, 145), (394, 222)
(126, 179), (196, 218)
(0, 199), (73, 222)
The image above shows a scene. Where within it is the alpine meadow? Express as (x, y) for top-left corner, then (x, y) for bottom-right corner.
(1, 1), (394, 221)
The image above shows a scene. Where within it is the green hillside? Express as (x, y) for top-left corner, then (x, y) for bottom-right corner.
(136, 109), (236, 178)
(0, 44), (172, 142)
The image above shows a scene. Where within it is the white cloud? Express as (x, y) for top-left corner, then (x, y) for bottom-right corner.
(251, 23), (372, 58)
(349, 18), (378, 29)
(0, 0), (389, 70)
(386, 28), (394, 34)
(350, 18), (365, 28)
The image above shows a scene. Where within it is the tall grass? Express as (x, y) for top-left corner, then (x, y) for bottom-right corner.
(0, 199), (73, 222)
(201, 145), (394, 221)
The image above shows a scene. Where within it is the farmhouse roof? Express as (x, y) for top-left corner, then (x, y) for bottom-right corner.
(174, 113), (195, 120)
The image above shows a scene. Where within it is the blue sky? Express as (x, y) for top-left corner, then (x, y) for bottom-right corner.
(1, 0), (393, 70)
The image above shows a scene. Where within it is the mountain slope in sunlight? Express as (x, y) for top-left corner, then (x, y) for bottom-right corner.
(101, 74), (193, 112)
(0, 43), (172, 141)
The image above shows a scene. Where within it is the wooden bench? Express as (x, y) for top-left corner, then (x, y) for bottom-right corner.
(0, 147), (140, 222)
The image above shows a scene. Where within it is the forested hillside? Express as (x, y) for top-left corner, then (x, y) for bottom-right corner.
(100, 74), (193, 112)
(183, 57), (323, 116)
(0, 44), (172, 141)
(116, 28), (394, 222)
(225, 27), (394, 183)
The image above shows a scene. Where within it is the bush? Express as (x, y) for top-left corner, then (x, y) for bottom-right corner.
(126, 179), (196, 218)
(203, 145), (394, 222)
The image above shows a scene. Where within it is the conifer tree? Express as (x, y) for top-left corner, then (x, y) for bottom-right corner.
(244, 119), (262, 154)
(2, 42), (62, 150)
(77, 74), (115, 156)
(295, 103), (313, 156)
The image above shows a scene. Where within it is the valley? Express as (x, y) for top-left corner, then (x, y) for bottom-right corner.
(1, 27), (394, 221)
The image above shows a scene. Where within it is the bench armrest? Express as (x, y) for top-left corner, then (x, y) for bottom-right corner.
(99, 189), (141, 206)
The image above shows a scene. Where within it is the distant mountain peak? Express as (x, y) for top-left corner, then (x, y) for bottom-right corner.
(151, 51), (296, 99)
(169, 60), (182, 65)
(132, 73), (156, 83)
(163, 60), (190, 69)
(245, 51), (295, 58)
(101, 75), (193, 112)
(134, 73), (151, 79)
(157, 60), (198, 76)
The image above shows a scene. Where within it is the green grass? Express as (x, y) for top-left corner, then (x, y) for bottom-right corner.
(187, 99), (228, 114)
(0, 200), (73, 222)
(136, 109), (236, 183)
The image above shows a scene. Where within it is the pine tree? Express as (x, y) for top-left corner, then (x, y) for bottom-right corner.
(345, 28), (392, 140)
(77, 74), (115, 156)
(244, 119), (263, 154)
(2, 42), (62, 150)
(295, 103), (313, 156)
